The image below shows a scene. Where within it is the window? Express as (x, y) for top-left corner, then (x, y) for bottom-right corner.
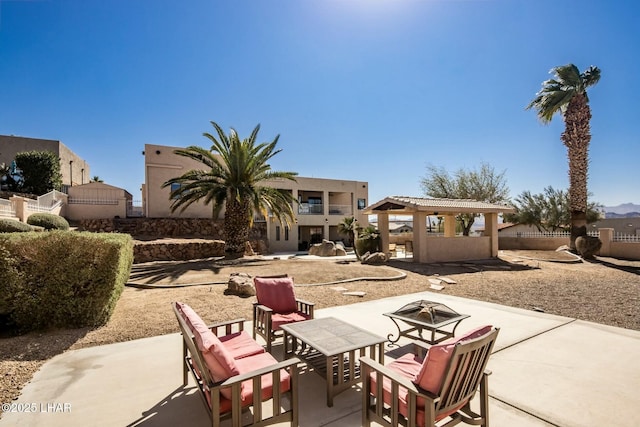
(170, 183), (182, 200)
(276, 226), (281, 241)
(358, 198), (366, 210)
(285, 226), (289, 241)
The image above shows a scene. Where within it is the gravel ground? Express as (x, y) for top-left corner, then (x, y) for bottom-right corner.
(1, 250), (638, 406)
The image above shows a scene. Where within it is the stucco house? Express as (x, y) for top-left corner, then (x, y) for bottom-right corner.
(0, 135), (90, 189)
(142, 144), (369, 252)
(64, 182), (133, 220)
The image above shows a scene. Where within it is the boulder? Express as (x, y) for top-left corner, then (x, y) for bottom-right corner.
(334, 241), (347, 256)
(361, 251), (387, 265)
(309, 239), (340, 257)
(575, 235), (602, 259)
(227, 272), (255, 297)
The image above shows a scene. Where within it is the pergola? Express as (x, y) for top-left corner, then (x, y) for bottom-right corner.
(364, 196), (515, 263)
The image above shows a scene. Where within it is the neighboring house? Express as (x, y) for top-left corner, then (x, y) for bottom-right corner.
(389, 222), (413, 234)
(64, 182), (133, 220)
(143, 144), (369, 252)
(588, 217), (640, 236)
(0, 135), (90, 189)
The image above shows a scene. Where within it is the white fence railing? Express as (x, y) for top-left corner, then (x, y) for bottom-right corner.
(500, 231), (600, 238)
(0, 199), (15, 217)
(68, 198), (119, 205)
(614, 233), (640, 242)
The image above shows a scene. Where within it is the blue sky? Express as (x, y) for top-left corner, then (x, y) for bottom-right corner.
(1, 0), (638, 207)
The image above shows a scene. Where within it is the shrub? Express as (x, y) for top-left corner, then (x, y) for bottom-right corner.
(0, 218), (33, 232)
(0, 231), (133, 333)
(27, 213), (70, 230)
(356, 225), (381, 255)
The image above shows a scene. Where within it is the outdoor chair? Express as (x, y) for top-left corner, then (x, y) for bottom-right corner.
(173, 301), (300, 427)
(360, 325), (499, 427)
(252, 276), (314, 353)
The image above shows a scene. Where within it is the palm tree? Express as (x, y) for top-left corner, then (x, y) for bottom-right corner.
(526, 64), (601, 251)
(337, 216), (361, 259)
(91, 176), (103, 183)
(162, 122), (298, 258)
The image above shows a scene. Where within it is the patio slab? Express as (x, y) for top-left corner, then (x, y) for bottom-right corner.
(1, 291), (638, 427)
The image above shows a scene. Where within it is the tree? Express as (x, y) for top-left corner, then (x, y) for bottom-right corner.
(504, 186), (602, 232)
(420, 162), (510, 235)
(337, 216), (361, 259)
(526, 64), (601, 250)
(91, 176), (104, 183)
(14, 151), (62, 195)
(162, 122), (298, 258)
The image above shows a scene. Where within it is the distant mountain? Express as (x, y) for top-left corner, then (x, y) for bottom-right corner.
(603, 203), (640, 218)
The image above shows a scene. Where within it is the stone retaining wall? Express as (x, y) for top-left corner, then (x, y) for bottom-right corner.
(76, 217), (270, 262)
(134, 240), (225, 263)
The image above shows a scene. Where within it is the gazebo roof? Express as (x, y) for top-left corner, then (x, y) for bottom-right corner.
(364, 196), (515, 215)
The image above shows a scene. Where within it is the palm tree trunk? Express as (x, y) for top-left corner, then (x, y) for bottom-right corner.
(224, 197), (252, 258)
(562, 94), (592, 251)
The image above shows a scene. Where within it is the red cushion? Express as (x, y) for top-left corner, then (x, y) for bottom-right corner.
(219, 331), (265, 359)
(370, 353), (426, 425)
(254, 277), (298, 313)
(416, 325), (493, 394)
(271, 312), (312, 330)
(175, 302), (241, 399)
(204, 352), (292, 413)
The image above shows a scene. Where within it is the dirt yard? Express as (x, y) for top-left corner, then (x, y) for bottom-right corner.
(1, 250), (639, 405)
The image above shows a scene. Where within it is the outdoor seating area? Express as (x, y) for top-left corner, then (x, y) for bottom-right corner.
(2, 291), (639, 427)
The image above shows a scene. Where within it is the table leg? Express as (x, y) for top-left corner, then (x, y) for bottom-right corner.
(326, 355), (334, 407)
(386, 317), (403, 344)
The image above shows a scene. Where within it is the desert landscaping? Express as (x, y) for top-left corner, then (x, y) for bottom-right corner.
(1, 249), (639, 407)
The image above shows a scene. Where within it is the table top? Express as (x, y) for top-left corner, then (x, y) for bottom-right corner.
(280, 317), (386, 357)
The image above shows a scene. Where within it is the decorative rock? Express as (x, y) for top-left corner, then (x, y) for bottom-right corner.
(227, 272), (255, 297)
(361, 252), (387, 265)
(309, 239), (342, 257)
(576, 235), (602, 259)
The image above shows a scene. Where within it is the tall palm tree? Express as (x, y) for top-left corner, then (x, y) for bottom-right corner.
(526, 64), (601, 251)
(163, 122), (298, 258)
(337, 216), (361, 259)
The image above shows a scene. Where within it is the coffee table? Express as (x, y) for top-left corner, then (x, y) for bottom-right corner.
(280, 317), (385, 407)
(383, 300), (469, 345)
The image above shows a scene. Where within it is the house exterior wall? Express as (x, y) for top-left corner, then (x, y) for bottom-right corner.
(0, 135), (90, 187)
(143, 143), (369, 252)
(65, 182), (131, 220)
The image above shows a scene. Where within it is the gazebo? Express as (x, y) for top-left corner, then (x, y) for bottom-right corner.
(364, 196), (515, 263)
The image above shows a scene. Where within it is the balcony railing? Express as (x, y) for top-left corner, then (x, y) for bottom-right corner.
(328, 204), (352, 215)
(298, 203), (323, 215)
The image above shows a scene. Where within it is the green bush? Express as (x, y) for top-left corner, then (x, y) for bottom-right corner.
(27, 213), (70, 230)
(356, 225), (381, 255)
(0, 232), (133, 334)
(0, 218), (33, 232)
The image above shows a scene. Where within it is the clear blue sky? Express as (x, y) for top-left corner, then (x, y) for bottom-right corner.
(1, 0), (638, 207)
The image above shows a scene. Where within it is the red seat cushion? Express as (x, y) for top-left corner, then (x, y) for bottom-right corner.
(415, 325), (493, 394)
(254, 277), (298, 313)
(271, 311), (312, 330)
(219, 331), (265, 359)
(175, 302), (242, 399)
(205, 352), (292, 413)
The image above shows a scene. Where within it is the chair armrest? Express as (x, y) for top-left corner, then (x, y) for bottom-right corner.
(254, 304), (274, 314)
(295, 299), (315, 317)
(295, 298), (314, 307)
(220, 357), (301, 386)
(207, 318), (246, 336)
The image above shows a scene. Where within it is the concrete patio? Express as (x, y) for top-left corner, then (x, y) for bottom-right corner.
(2, 291), (639, 427)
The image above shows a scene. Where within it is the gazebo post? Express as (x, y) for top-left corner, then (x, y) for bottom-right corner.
(413, 211), (427, 263)
(378, 213), (390, 256)
(484, 213), (499, 257)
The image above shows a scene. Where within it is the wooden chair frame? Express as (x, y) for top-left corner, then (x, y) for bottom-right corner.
(173, 304), (300, 427)
(361, 328), (499, 427)
(252, 299), (314, 353)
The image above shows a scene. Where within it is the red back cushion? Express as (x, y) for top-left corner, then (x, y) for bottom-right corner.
(415, 325), (493, 394)
(253, 277), (298, 313)
(175, 302), (240, 398)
